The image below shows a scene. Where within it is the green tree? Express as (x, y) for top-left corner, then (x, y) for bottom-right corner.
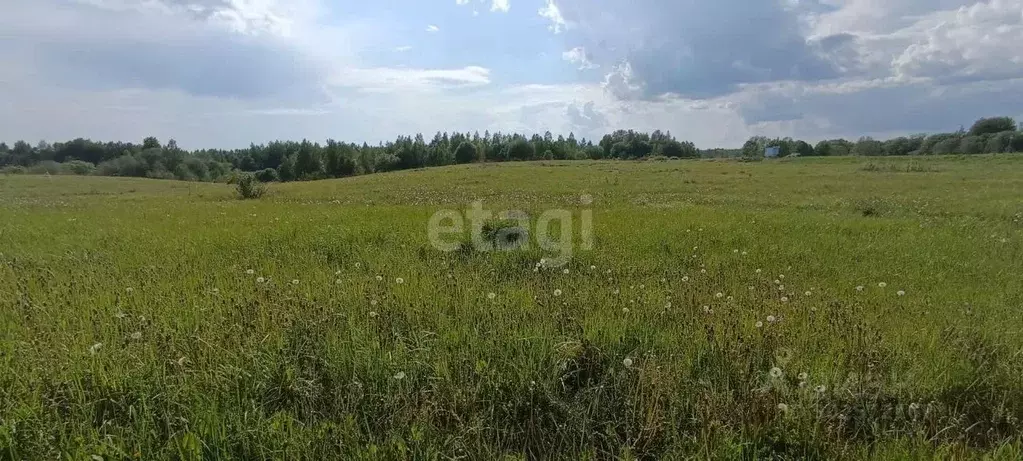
(454, 141), (480, 164)
(968, 117), (1017, 136)
(142, 136), (161, 150)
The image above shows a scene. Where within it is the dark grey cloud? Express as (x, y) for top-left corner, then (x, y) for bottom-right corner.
(553, 0), (852, 99)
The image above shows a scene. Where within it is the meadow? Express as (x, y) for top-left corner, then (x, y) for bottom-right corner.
(2, 155), (1023, 459)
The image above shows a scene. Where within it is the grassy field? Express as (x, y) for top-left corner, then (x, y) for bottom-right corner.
(2, 155), (1023, 459)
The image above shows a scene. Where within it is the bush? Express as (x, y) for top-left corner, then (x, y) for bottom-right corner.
(236, 174), (268, 199)
(1, 166), (26, 175)
(255, 168), (279, 182)
(28, 161), (63, 175)
(61, 160), (96, 175)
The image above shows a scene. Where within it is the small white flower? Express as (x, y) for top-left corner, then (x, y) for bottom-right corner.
(756, 269), (762, 274)
(774, 280), (781, 285)
(815, 385), (827, 394)
(563, 268), (570, 274)
(779, 275), (785, 279)
(370, 299), (378, 306)
(291, 279), (299, 285)
(623, 358), (633, 367)
(354, 262), (361, 268)
(682, 276), (689, 282)
(897, 290), (906, 296)
(393, 371), (406, 380)
(89, 343), (103, 355)
(396, 277), (405, 284)
(780, 297), (789, 303)
(375, 275), (383, 281)
(856, 286), (865, 292)
(336, 270), (343, 275)
(487, 292), (496, 300)
(878, 282), (887, 288)
(256, 277), (266, 283)
(212, 288), (220, 294)
(335, 279), (343, 284)
(590, 265), (597, 270)
(130, 331), (142, 340)
(755, 321), (764, 328)
(733, 249), (739, 253)
(797, 372), (808, 381)
(715, 292), (724, 299)
(767, 315), (777, 322)
(703, 305), (712, 314)
(552, 289), (564, 297)
(700, 269), (707, 274)
(125, 287), (134, 293)
(804, 291), (812, 296)
(727, 296), (734, 301)
(665, 302), (673, 308)
(622, 307), (630, 313)
(639, 284), (645, 289)
(777, 403), (789, 412)
(770, 367), (783, 379)
(246, 269), (255, 275)
(742, 251), (748, 256)
(369, 311), (378, 318)
(778, 285), (785, 291)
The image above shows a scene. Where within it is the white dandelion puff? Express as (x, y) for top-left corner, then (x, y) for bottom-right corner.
(774, 280), (781, 285)
(553, 289), (563, 297)
(755, 321), (764, 328)
(369, 311), (378, 318)
(563, 268), (570, 274)
(256, 277), (266, 283)
(89, 343), (103, 355)
(767, 315), (777, 323)
(878, 282), (887, 288)
(246, 269), (255, 275)
(780, 297), (789, 303)
(756, 269), (762, 274)
(770, 367), (783, 379)
(797, 372), (808, 381)
(291, 279), (299, 285)
(777, 403), (789, 412)
(396, 277), (405, 284)
(897, 290), (906, 296)
(700, 269), (707, 274)
(682, 276), (689, 282)
(487, 292), (496, 300)
(715, 292), (724, 299)
(375, 275), (383, 281)
(623, 358), (633, 367)
(393, 371), (406, 380)
(639, 284), (645, 289)
(815, 385), (827, 394)
(125, 287), (134, 293)
(856, 286), (865, 292)
(130, 331), (142, 340)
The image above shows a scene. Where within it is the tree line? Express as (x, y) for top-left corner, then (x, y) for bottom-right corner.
(1, 117), (1020, 183)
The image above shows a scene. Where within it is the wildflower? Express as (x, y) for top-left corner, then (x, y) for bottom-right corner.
(804, 291), (812, 296)
(715, 292), (724, 299)
(727, 296), (734, 301)
(897, 290), (906, 296)
(777, 403), (789, 412)
(778, 285), (785, 291)
(370, 299), (378, 306)
(622, 307), (630, 313)
(89, 343), (103, 355)
(355, 262), (361, 268)
(908, 402), (921, 412)
(742, 251), (748, 256)
(770, 367), (783, 379)
(779, 275), (785, 279)
(878, 282), (887, 288)
(369, 311), (378, 318)
(665, 302), (673, 308)
(375, 275), (383, 281)
(396, 277), (405, 284)
(774, 280), (781, 285)
(700, 269), (707, 274)
(756, 269), (762, 274)
(246, 269), (255, 275)
(797, 372), (808, 381)
(256, 277), (266, 283)
(682, 276), (689, 282)
(130, 331), (142, 340)
(623, 358), (633, 367)
(291, 279), (299, 285)
(563, 268), (570, 274)
(815, 385), (827, 394)
(856, 286), (865, 292)
(393, 371), (406, 380)
(767, 315), (777, 323)
(590, 265), (597, 270)
(755, 321), (764, 328)
(703, 305), (712, 314)
(125, 287), (134, 293)
(487, 292), (496, 300)
(639, 284), (645, 289)
(554, 289), (563, 297)
(780, 297), (789, 302)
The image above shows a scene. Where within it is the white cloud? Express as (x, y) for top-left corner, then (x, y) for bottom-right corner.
(329, 66), (492, 93)
(491, 0), (510, 13)
(394, 45), (412, 52)
(538, 0), (568, 33)
(426, 24), (440, 32)
(561, 47), (596, 70)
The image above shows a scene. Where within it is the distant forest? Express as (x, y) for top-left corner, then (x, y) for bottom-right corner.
(1, 116), (1020, 183)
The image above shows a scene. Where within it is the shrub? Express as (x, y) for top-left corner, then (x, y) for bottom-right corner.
(28, 161), (62, 175)
(255, 168), (279, 182)
(61, 160), (96, 175)
(1, 166), (26, 175)
(236, 174), (268, 199)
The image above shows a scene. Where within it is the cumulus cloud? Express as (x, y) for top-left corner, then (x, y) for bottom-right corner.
(491, 0), (510, 13)
(562, 47), (596, 70)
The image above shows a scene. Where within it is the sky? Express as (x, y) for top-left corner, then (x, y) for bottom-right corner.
(1, 0), (1022, 149)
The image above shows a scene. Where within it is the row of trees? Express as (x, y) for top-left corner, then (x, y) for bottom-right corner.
(1, 117), (1020, 182)
(741, 117), (1023, 159)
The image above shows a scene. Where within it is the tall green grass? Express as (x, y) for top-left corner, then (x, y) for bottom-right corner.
(1, 156), (1022, 459)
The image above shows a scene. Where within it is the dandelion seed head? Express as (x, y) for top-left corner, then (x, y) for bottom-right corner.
(563, 268), (570, 274)
(130, 331), (142, 340)
(375, 275), (383, 281)
(369, 311), (378, 318)
(393, 371), (405, 380)
(797, 372), (808, 381)
(256, 277), (266, 283)
(553, 289), (563, 297)
(770, 367), (783, 379)
(623, 358), (633, 367)
(897, 290), (906, 296)
(246, 269), (255, 275)
(715, 292), (724, 299)
(89, 343), (103, 355)
(856, 286), (865, 292)
(767, 315), (777, 322)
(291, 279), (299, 285)
(777, 403), (789, 412)
(396, 277), (405, 284)
(878, 282), (887, 288)
(487, 292), (496, 300)
(815, 385), (827, 393)
(755, 321), (764, 328)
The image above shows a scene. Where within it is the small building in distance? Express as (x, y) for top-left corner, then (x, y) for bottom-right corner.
(764, 146), (781, 158)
